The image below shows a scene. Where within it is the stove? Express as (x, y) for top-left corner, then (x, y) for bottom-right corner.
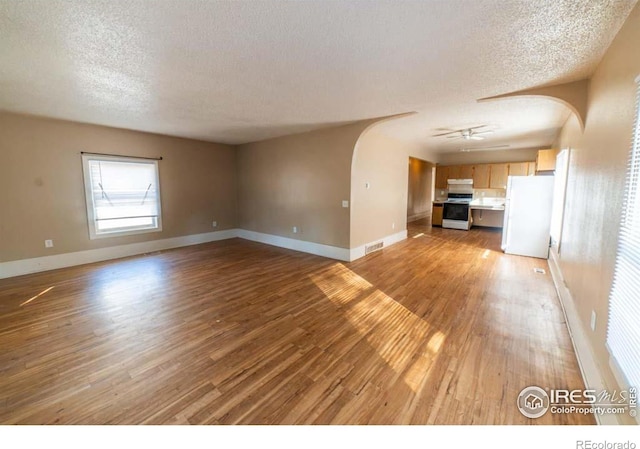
(445, 199), (471, 203)
(443, 179), (473, 230)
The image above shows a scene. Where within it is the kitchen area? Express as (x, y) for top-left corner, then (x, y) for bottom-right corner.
(430, 148), (559, 258)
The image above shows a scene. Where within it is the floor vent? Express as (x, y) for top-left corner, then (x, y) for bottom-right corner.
(533, 268), (546, 274)
(365, 241), (384, 255)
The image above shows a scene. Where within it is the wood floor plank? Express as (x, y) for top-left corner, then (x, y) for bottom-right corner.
(0, 223), (595, 424)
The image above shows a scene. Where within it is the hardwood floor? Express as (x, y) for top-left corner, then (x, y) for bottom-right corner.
(0, 221), (594, 424)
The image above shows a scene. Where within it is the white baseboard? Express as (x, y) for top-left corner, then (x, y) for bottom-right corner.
(0, 229), (240, 279)
(348, 230), (408, 262)
(408, 212), (429, 223)
(0, 228), (408, 279)
(548, 249), (617, 425)
(237, 229), (350, 261)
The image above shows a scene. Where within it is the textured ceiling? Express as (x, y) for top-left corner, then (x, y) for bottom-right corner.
(0, 0), (636, 152)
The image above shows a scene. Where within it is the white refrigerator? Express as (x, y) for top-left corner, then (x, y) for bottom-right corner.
(501, 176), (555, 259)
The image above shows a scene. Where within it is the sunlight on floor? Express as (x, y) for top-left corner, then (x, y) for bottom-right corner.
(412, 233), (425, 239)
(482, 249), (491, 259)
(310, 263), (447, 392)
(20, 286), (55, 307)
(92, 259), (168, 307)
(310, 263), (372, 305)
(427, 331), (446, 353)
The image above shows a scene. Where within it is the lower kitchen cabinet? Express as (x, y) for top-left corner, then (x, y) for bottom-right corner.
(432, 202), (444, 226)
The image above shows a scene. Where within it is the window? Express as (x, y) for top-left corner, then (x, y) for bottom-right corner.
(607, 76), (640, 398)
(82, 154), (162, 239)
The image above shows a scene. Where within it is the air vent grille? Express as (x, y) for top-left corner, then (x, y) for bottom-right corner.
(365, 241), (384, 255)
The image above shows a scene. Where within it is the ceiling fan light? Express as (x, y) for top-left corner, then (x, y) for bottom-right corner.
(458, 144), (510, 152)
(432, 125), (494, 142)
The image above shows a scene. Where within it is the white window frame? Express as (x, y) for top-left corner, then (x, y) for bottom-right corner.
(81, 154), (163, 239)
(606, 75), (640, 414)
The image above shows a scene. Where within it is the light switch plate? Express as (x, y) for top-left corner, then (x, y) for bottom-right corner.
(342, 200), (349, 208)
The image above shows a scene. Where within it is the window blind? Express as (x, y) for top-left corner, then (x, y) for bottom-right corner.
(83, 155), (161, 237)
(607, 76), (640, 394)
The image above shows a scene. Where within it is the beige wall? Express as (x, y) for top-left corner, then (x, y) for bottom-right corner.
(1, 112), (420, 264)
(0, 113), (237, 262)
(436, 147), (539, 165)
(236, 120), (375, 249)
(350, 128), (436, 248)
(407, 157), (435, 222)
(554, 4), (640, 400)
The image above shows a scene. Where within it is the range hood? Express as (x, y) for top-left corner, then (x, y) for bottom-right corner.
(447, 179), (473, 185)
(447, 178), (473, 194)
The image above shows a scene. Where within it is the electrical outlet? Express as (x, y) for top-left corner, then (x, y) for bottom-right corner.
(590, 310), (597, 331)
(342, 200), (349, 208)
(44, 239), (53, 248)
(292, 226), (298, 233)
(392, 222), (395, 229)
(212, 221), (218, 228)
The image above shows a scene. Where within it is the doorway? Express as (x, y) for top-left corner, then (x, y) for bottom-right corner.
(407, 157), (435, 223)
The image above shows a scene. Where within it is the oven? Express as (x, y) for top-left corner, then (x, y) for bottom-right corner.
(443, 202), (471, 230)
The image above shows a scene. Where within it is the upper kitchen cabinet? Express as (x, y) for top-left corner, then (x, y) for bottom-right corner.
(438, 161), (531, 190)
(489, 163), (508, 189)
(508, 162), (529, 176)
(473, 164), (490, 188)
(435, 166), (449, 189)
(459, 165), (474, 179)
(447, 165), (461, 179)
(536, 149), (558, 172)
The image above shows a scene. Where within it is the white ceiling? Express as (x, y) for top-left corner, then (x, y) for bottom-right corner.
(0, 0), (636, 152)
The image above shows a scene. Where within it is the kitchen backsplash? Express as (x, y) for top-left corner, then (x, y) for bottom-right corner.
(435, 189), (448, 200)
(473, 188), (506, 198)
(434, 188), (506, 200)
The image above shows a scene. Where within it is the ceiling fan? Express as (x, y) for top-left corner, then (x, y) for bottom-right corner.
(432, 125), (494, 141)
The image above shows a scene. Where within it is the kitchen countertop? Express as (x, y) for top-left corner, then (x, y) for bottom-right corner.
(469, 198), (505, 211)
